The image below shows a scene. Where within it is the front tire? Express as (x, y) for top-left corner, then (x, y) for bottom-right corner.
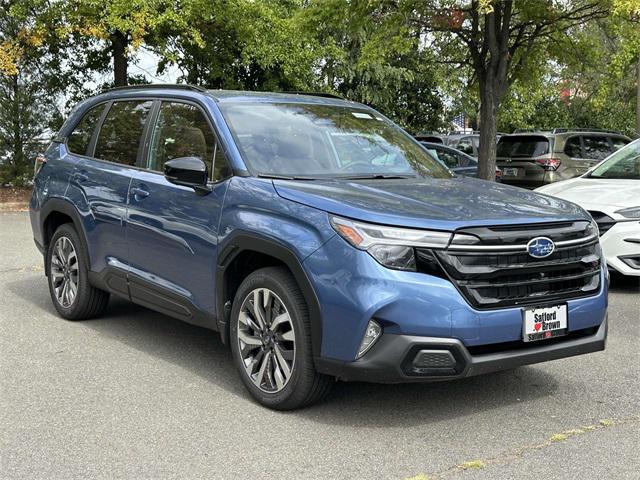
(229, 267), (332, 410)
(47, 223), (109, 320)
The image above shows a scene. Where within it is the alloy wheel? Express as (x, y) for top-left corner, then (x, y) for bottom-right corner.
(237, 288), (296, 393)
(50, 236), (79, 308)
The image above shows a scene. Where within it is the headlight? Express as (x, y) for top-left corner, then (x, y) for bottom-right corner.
(330, 215), (452, 271)
(615, 207), (640, 219)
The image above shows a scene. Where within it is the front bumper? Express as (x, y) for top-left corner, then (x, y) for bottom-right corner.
(602, 221), (640, 276)
(316, 315), (607, 383)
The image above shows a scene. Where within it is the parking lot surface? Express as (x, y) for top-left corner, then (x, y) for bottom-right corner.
(1, 212), (638, 479)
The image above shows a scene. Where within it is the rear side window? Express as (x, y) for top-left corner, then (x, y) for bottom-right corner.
(564, 136), (582, 157)
(94, 100), (153, 166)
(67, 105), (104, 155)
(497, 136), (549, 157)
(582, 136), (611, 160)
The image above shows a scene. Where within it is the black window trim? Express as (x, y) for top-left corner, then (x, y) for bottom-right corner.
(140, 96), (233, 184)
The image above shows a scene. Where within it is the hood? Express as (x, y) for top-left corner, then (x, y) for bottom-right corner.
(273, 176), (590, 230)
(536, 178), (639, 211)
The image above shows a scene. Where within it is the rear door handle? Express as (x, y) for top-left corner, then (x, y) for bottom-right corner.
(130, 187), (150, 199)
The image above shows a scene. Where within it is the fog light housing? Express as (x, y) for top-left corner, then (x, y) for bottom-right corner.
(357, 320), (382, 358)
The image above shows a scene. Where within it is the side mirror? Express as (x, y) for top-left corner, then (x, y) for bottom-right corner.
(164, 157), (211, 195)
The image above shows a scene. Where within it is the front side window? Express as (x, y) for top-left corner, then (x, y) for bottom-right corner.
(148, 102), (220, 178)
(589, 139), (640, 179)
(611, 136), (629, 151)
(67, 105), (104, 155)
(94, 100), (153, 165)
(582, 136), (611, 160)
(219, 103), (452, 179)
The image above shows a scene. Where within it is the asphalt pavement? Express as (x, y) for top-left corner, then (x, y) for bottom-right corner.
(1, 212), (638, 480)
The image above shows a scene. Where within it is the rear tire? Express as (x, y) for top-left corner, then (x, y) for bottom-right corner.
(229, 267), (333, 410)
(46, 223), (109, 320)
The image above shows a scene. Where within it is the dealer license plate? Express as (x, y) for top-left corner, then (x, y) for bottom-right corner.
(523, 305), (568, 342)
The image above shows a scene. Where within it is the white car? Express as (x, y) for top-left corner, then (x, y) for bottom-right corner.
(536, 139), (640, 277)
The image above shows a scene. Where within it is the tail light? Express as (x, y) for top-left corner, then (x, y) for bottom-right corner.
(535, 157), (561, 171)
(495, 168), (502, 181)
(34, 154), (47, 176)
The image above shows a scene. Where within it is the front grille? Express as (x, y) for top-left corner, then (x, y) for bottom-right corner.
(588, 211), (616, 236)
(419, 221), (601, 309)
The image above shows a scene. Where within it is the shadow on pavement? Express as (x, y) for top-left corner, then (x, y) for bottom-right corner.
(7, 275), (560, 426)
(608, 272), (640, 294)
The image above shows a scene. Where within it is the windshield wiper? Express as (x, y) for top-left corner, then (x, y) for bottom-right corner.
(338, 174), (418, 180)
(257, 174), (317, 181)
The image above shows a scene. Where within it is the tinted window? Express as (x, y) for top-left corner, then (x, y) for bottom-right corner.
(434, 148), (461, 168)
(67, 105), (104, 155)
(497, 136), (549, 157)
(456, 138), (474, 155)
(611, 137), (629, 150)
(94, 100), (153, 165)
(148, 102), (218, 175)
(220, 103), (452, 179)
(582, 136), (611, 160)
(564, 136), (582, 157)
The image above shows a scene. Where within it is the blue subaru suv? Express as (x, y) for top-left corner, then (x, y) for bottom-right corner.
(30, 85), (608, 409)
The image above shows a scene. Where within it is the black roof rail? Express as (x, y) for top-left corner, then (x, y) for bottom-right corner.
(106, 83), (207, 93)
(551, 127), (623, 135)
(283, 91), (345, 100)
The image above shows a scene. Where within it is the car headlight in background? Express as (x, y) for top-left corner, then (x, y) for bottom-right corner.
(615, 207), (640, 219)
(330, 215), (452, 271)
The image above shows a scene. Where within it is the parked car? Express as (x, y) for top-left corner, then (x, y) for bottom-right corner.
(30, 85), (608, 410)
(536, 138), (640, 277)
(497, 129), (631, 189)
(420, 142), (502, 181)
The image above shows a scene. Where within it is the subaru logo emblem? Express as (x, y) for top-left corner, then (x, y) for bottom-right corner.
(527, 237), (555, 258)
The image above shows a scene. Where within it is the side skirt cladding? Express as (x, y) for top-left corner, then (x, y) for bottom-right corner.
(216, 232), (323, 358)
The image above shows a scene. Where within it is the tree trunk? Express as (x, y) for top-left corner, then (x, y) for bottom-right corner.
(477, 78), (499, 180)
(112, 31), (128, 87)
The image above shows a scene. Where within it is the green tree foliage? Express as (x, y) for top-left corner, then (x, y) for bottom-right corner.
(0, 0), (77, 186)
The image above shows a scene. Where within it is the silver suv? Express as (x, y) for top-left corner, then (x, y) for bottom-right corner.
(497, 129), (631, 188)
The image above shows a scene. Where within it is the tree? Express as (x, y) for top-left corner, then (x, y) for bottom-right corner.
(412, 1), (610, 179)
(0, 0), (74, 185)
(297, 0), (446, 132)
(52, 0), (204, 87)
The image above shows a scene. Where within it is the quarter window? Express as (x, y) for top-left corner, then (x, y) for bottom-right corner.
(94, 100), (153, 166)
(67, 105), (104, 156)
(148, 102), (230, 181)
(564, 136), (582, 158)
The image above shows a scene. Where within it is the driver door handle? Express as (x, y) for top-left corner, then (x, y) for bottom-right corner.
(130, 187), (150, 199)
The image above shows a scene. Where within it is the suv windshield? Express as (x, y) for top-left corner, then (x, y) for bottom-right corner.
(497, 135), (550, 157)
(219, 103), (452, 179)
(589, 139), (640, 179)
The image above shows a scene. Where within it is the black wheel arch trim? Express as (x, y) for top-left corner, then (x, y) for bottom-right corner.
(39, 197), (92, 274)
(216, 231), (323, 358)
